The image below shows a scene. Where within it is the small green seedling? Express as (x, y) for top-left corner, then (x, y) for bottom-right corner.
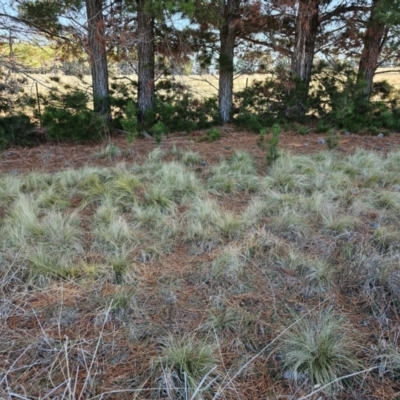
(206, 127), (221, 142)
(121, 100), (138, 144)
(326, 129), (340, 150)
(266, 123), (281, 165)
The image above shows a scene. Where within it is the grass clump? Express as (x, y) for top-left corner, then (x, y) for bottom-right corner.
(300, 258), (335, 296)
(154, 336), (219, 398)
(95, 143), (122, 160)
(144, 162), (202, 206)
(210, 247), (245, 284)
(181, 150), (202, 166)
(279, 311), (361, 394)
(108, 250), (135, 284)
(93, 210), (136, 252)
(269, 207), (310, 240)
(207, 151), (260, 194)
(184, 197), (244, 244)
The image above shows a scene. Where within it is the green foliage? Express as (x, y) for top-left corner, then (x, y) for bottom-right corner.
(326, 130), (340, 150)
(206, 127), (220, 142)
(155, 336), (218, 397)
(266, 124), (281, 165)
(232, 62), (400, 134)
(0, 114), (37, 149)
(141, 82), (218, 134)
(121, 100), (138, 143)
(42, 89), (105, 141)
(316, 119), (330, 133)
(111, 78), (218, 136)
(150, 121), (169, 144)
(234, 111), (264, 132)
(309, 61), (400, 133)
(279, 311), (361, 393)
(295, 124), (310, 135)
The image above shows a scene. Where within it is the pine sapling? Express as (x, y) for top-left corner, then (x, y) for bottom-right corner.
(121, 100), (138, 144)
(257, 127), (268, 151)
(326, 129), (340, 150)
(266, 123), (281, 165)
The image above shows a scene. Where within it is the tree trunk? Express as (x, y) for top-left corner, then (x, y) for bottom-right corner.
(137, 0), (155, 123)
(218, 0), (240, 123)
(357, 0), (387, 101)
(86, 0), (110, 122)
(287, 0), (320, 118)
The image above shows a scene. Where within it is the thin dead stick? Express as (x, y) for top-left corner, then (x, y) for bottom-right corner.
(63, 336), (73, 397)
(297, 367), (379, 400)
(189, 365), (218, 400)
(5, 392), (30, 400)
(79, 300), (113, 400)
(240, 253), (278, 316)
(190, 365), (217, 400)
(41, 379), (70, 400)
(89, 388), (169, 399)
(0, 345), (32, 386)
(211, 326), (241, 400)
(212, 298), (332, 400)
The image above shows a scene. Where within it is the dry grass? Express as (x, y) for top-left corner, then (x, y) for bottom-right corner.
(18, 68), (400, 106)
(1, 147), (400, 399)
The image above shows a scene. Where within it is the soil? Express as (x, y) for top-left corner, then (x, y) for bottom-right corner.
(2, 127), (400, 399)
(1, 126), (399, 174)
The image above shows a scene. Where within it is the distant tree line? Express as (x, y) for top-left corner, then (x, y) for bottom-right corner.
(0, 0), (399, 145)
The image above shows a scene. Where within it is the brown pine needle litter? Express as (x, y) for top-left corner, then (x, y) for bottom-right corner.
(1, 129), (400, 399)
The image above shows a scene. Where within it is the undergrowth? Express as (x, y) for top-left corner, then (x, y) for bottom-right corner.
(1, 148), (400, 399)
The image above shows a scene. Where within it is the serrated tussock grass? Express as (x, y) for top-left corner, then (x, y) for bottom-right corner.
(279, 311), (362, 394)
(207, 151), (261, 194)
(153, 335), (220, 399)
(2, 148), (400, 399)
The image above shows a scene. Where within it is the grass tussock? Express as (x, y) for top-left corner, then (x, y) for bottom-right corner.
(279, 311), (362, 394)
(1, 147), (400, 399)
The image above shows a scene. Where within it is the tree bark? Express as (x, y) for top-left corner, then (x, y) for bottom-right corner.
(86, 0), (111, 122)
(357, 0), (387, 101)
(218, 0), (240, 123)
(287, 0), (320, 118)
(137, 0), (155, 123)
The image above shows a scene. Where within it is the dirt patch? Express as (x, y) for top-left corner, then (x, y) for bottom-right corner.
(1, 127), (399, 174)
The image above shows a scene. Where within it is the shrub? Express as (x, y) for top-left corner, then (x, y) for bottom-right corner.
(150, 121), (169, 143)
(41, 89), (106, 141)
(234, 111), (264, 132)
(206, 127), (220, 142)
(121, 100), (138, 143)
(0, 114), (37, 149)
(137, 80), (218, 135)
(309, 61), (400, 133)
(326, 129), (340, 150)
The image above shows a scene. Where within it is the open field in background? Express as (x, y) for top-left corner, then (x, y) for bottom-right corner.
(1, 129), (400, 399)
(19, 68), (400, 103)
(374, 68), (400, 88)
(22, 73), (266, 101)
